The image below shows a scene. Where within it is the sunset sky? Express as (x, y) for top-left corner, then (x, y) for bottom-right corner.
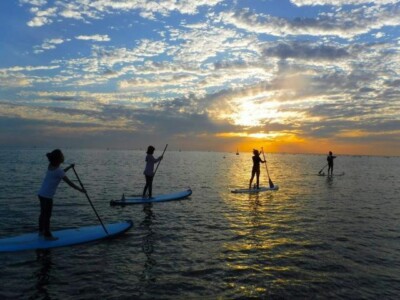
(0, 0), (399, 156)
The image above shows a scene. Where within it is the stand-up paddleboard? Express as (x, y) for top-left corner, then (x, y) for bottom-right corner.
(318, 172), (345, 177)
(0, 220), (133, 253)
(231, 185), (279, 194)
(110, 188), (192, 206)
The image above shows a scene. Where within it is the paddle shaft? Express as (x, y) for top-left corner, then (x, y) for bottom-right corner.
(261, 147), (271, 177)
(72, 166), (109, 235)
(153, 144), (168, 177)
(261, 147), (274, 188)
(319, 163), (328, 174)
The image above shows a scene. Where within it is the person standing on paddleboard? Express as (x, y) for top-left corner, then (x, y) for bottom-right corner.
(142, 146), (163, 199)
(249, 149), (266, 189)
(327, 151), (337, 176)
(38, 149), (85, 240)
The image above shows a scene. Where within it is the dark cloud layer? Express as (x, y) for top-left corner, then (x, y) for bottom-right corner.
(263, 42), (349, 60)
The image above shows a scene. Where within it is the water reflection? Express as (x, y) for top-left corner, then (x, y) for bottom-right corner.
(326, 175), (334, 187)
(139, 204), (157, 285)
(32, 249), (53, 300)
(221, 155), (307, 298)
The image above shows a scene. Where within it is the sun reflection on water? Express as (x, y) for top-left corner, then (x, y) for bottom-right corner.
(217, 152), (315, 297)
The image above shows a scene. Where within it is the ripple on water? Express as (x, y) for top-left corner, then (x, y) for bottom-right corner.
(0, 150), (399, 299)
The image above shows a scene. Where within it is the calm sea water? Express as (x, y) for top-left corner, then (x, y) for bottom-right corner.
(0, 148), (399, 299)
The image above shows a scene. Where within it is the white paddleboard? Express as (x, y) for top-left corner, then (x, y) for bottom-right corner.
(0, 220), (133, 253)
(110, 188), (192, 205)
(231, 185), (279, 194)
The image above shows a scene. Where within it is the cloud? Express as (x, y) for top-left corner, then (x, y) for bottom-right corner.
(75, 35), (111, 42)
(262, 41), (349, 60)
(60, 9), (85, 20)
(374, 32), (386, 39)
(26, 7), (57, 27)
(385, 79), (400, 87)
(34, 38), (69, 53)
(19, 0), (47, 7)
(0, 101), (128, 130)
(168, 22), (245, 64)
(22, 0), (225, 27)
(27, 16), (52, 27)
(290, 0), (398, 6)
(0, 65), (60, 72)
(0, 65), (61, 88)
(4, 1), (399, 155)
(218, 5), (400, 38)
(119, 74), (198, 90)
(0, 76), (32, 88)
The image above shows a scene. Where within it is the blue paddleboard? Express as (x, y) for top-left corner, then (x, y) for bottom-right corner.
(231, 185), (279, 194)
(110, 188), (192, 205)
(0, 220), (133, 253)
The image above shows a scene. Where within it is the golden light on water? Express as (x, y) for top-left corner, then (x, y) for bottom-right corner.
(217, 155), (312, 297)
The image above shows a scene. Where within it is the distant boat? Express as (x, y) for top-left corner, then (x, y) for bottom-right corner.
(236, 148), (239, 155)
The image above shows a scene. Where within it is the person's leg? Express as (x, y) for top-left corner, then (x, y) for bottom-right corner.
(256, 170), (260, 189)
(38, 196), (45, 234)
(249, 170), (256, 189)
(43, 199), (53, 237)
(148, 176), (154, 198)
(142, 185), (148, 198)
(143, 176), (149, 197)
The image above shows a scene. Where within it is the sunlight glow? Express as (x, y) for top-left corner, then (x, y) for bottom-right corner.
(228, 91), (306, 127)
(216, 131), (287, 139)
(230, 92), (279, 127)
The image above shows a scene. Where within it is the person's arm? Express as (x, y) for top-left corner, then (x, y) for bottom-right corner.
(154, 155), (163, 163)
(63, 164), (75, 173)
(63, 175), (86, 193)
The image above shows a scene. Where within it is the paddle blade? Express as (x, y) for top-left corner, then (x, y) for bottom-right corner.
(318, 163), (328, 174)
(268, 178), (274, 188)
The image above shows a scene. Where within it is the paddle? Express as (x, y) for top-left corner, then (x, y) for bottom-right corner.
(153, 144), (168, 177)
(318, 163), (328, 175)
(72, 166), (109, 235)
(261, 147), (274, 188)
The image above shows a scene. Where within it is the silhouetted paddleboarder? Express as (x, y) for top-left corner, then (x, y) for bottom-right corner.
(327, 151), (337, 176)
(249, 149), (266, 189)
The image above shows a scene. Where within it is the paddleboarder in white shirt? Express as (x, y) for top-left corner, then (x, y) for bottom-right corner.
(38, 149), (85, 240)
(142, 146), (163, 199)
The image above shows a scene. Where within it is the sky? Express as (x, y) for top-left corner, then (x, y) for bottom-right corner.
(0, 0), (399, 156)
